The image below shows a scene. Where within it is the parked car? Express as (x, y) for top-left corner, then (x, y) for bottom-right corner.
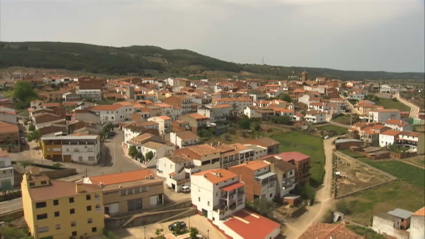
(107, 131), (116, 137)
(181, 186), (191, 193)
(168, 221), (186, 231)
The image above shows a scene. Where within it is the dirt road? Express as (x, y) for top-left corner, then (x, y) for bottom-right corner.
(284, 137), (336, 239)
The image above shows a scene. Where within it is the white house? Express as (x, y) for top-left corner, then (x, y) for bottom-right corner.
(0, 151), (14, 189)
(122, 121), (159, 145)
(384, 119), (412, 132)
(148, 116), (172, 135)
(77, 89), (102, 101)
(347, 90), (368, 100)
(156, 155), (200, 192)
(169, 131), (200, 149)
(369, 109), (401, 123)
(305, 110), (326, 124)
(212, 98), (253, 115)
(379, 130), (400, 147)
(90, 103), (134, 124)
(197, 104), (232, 123)
(190, 168), (281, 239)
(140, 141), (174, 162)
(396, 131), (425, 154)
(380, 84), (399, 93)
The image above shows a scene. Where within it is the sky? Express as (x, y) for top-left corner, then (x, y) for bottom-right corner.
(1, 0), (424, 72)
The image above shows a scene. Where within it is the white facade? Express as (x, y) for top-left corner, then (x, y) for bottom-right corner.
(379, 133), (397, 147)
(369, 110), (401, 123)
(140, 142), (174, 161)
(169, 132), (200, 149)
(123, 124), (159, 145)
(348, 91), (368, 100)
(0, 153), (14, 189)
(0, 108), (17, 124)
(91, 104), (134, 124)
(148, 116), (171, 135)
(305, 112), (326, 124)
(384, 121), (412, 132)
(77, 89), (102, 101)
(213, 99), (253, 115)
(410, 213), (425, 239)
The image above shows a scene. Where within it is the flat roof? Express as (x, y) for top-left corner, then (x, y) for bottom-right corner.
(41, 135), (99, 140)
(255, 171), (276, 180)
(335, 139), (362, 144)
(388, 208), (413, 219)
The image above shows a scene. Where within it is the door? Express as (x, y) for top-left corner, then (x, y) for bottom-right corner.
(202, 209), (208, 218)
(104, 206), (110, 215)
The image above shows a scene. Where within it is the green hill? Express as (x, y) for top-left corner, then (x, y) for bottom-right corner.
(0, 41), (423, 80)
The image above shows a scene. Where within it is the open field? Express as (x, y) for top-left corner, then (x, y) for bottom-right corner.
(404, 155), (425, 167)
(413, 125), (425, 133)
(334, 154), (392, 196)
(376, 98), (410, 112)
(341, 180), (425, 226)
(331, 114), (360, 125)
(316, 124), (348, 136)
(340, 150), (425, 188)
(270, 131), (325, 187)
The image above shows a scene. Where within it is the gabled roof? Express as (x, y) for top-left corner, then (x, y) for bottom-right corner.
(299, 223), (363, 239)
(385, 119), (409, 127)
(276, 152), (310, 162)
(230, 160), (270, 171)
(223, 210), (280, 239)
(413, 207), (425, 216)
(192, 168), (237, 184)
(380, 129), (401, 137)
(90, 104), (122, 111)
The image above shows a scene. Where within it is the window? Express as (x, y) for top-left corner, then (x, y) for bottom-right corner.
(71, 221), (76, 227)
(88, 218), (93, 223)
(87, 205), (92, 211)
(86, 195), (91, 200)
(198, 197), (200, 202)
(29, 182), (35, 186)
(41, 181), (47, 185)
(54, 211), (60, 217)
(53, 200), (59, 205)
(38, 226), (49, 233)
(78, 156), (83, 161)
(35, 202), (47, 208)
(207, 201), (210, 206)
(127, 199), (142, 211)
(70, 208), (75, 214)
(92, 227), (97, 233)
(72, 231), (77, 236)
(37, 213), (48, 220)
(69, 197), (74, 203)
(55, 224), (61, 230)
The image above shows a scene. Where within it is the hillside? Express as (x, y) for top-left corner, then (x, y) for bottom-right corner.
(0, 42), (423, 80)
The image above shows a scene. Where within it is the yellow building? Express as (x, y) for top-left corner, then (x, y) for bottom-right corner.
(21, 169), (104, 239)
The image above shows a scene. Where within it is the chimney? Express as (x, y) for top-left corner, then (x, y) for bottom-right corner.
(99, 182), (104, 189)
(76, 183), (84, 193)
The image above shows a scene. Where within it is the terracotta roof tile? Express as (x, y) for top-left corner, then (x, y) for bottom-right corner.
(88, 169), (155, 186)
(192, 168), (237, 184)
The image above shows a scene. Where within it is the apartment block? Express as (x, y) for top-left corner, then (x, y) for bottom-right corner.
(276, 152), (310, 184)
(21, 171), (104, 239)
(0, 151), (14, 189)
(41, 135), (101, 165)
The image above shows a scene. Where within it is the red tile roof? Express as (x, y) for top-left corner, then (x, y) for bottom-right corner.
(221, 182), (244, 192)
(276, 152), (310, 162)
(413, 207), (425, 216)
(223, 210), (280, 239)
(380, 129), (401, 137)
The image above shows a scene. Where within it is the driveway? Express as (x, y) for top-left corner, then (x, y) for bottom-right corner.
(284, 137), (336, 239)
(114, 214), (227, 239)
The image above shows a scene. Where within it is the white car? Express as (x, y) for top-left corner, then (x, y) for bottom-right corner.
(181, 186), (191, 193)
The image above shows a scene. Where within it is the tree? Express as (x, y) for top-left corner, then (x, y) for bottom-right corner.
(297, 183), (316, 202)
(0, 226), (33, 239)
(19, 160), (33, 172)
(252, 121), (261, 131)
(189, 227), (199, 239)
(336, 199), (352, 215)
(136, 152), (144, 161)
(279, 93), (292, 102)
(145, 151), (154, 161)
(12, 81), (38, 109)
(250, 198), (275, 218)
(28, 124), (35, 131)
(224, 133), (231, 141)
(128, 145), (138, 159)
(27, 130), (41, 143)
(270, 116), (292, 125)
(237, 116), (251, 130)
(52, 163), (63, 169)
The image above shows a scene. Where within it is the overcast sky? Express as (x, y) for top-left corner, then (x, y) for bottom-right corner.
(1, 0), (424, 72)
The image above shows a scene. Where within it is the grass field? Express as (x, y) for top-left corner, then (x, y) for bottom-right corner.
(342, 180), (424, 226)
(376, 98), (410, 112)
(270, 131), (325, 187)
(339, 150), (425, 188)
(331, 114), (360, 125)
(316, 124), (348, 136)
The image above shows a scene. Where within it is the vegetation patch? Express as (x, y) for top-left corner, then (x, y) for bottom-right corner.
(340, 180), (424, 226)
(316, 124), (348, 136)
(376, 98), (410, 112)
(331, 114), (360, 125)
(270, 131), (325, 187)
(346, 225), (385, 239)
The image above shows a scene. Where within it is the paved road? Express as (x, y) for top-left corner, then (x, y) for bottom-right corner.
(0, 198), (23, 214)
(284, 137), (336, 239)
(395, 93), (420, 118)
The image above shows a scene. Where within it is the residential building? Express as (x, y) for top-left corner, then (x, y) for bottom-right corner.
(244, 144), (268, 160)
(0, 107), (17, 124)
(169, 131), (200, 149)
(384, 119), (412, 132)
(212, 98), (253, 115)
(372, 208), (413, 239)
(246, 137), (280, 155)
(229, 160), (277, 202)
(148, 116), (172, 135)
(190, 169), (280, 239)
(395, 131), (425, 154)
(347, 90), (368, 100)
(368, 109), (401, 123)
(77, 89), (102, 101)
(308, 102), (341, 115)
(82, 170), (164, 216)
(243, 107), (275, 120)
(90, 103), (134, 124)
(276, 152), (310, 184)
(261, 155), (297, 198)
(197, 104), (232, 123)
(0, 121), (19, 146)
(140, 141), (174, 162)
(40, 135), (101, 164)
(0, 151), (14, 189)
(410, 207), (425, 239)
(300, 223), (363, 239)
(179, 113), (210, 133)
(122, 121), (159, 145)
(21, 171), (104, 239)
(78, 77), (103, 90)
(162, 95), (194, 114)
(305, 110), (326, 124)
(172, 120), (190, 132)
(217, 143), (255, 169)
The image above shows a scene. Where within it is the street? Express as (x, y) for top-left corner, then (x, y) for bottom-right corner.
(284, 137), (336, 239)
(0, 198), (22, 214)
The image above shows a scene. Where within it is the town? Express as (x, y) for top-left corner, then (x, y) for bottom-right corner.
(0, 70), (424, 239)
